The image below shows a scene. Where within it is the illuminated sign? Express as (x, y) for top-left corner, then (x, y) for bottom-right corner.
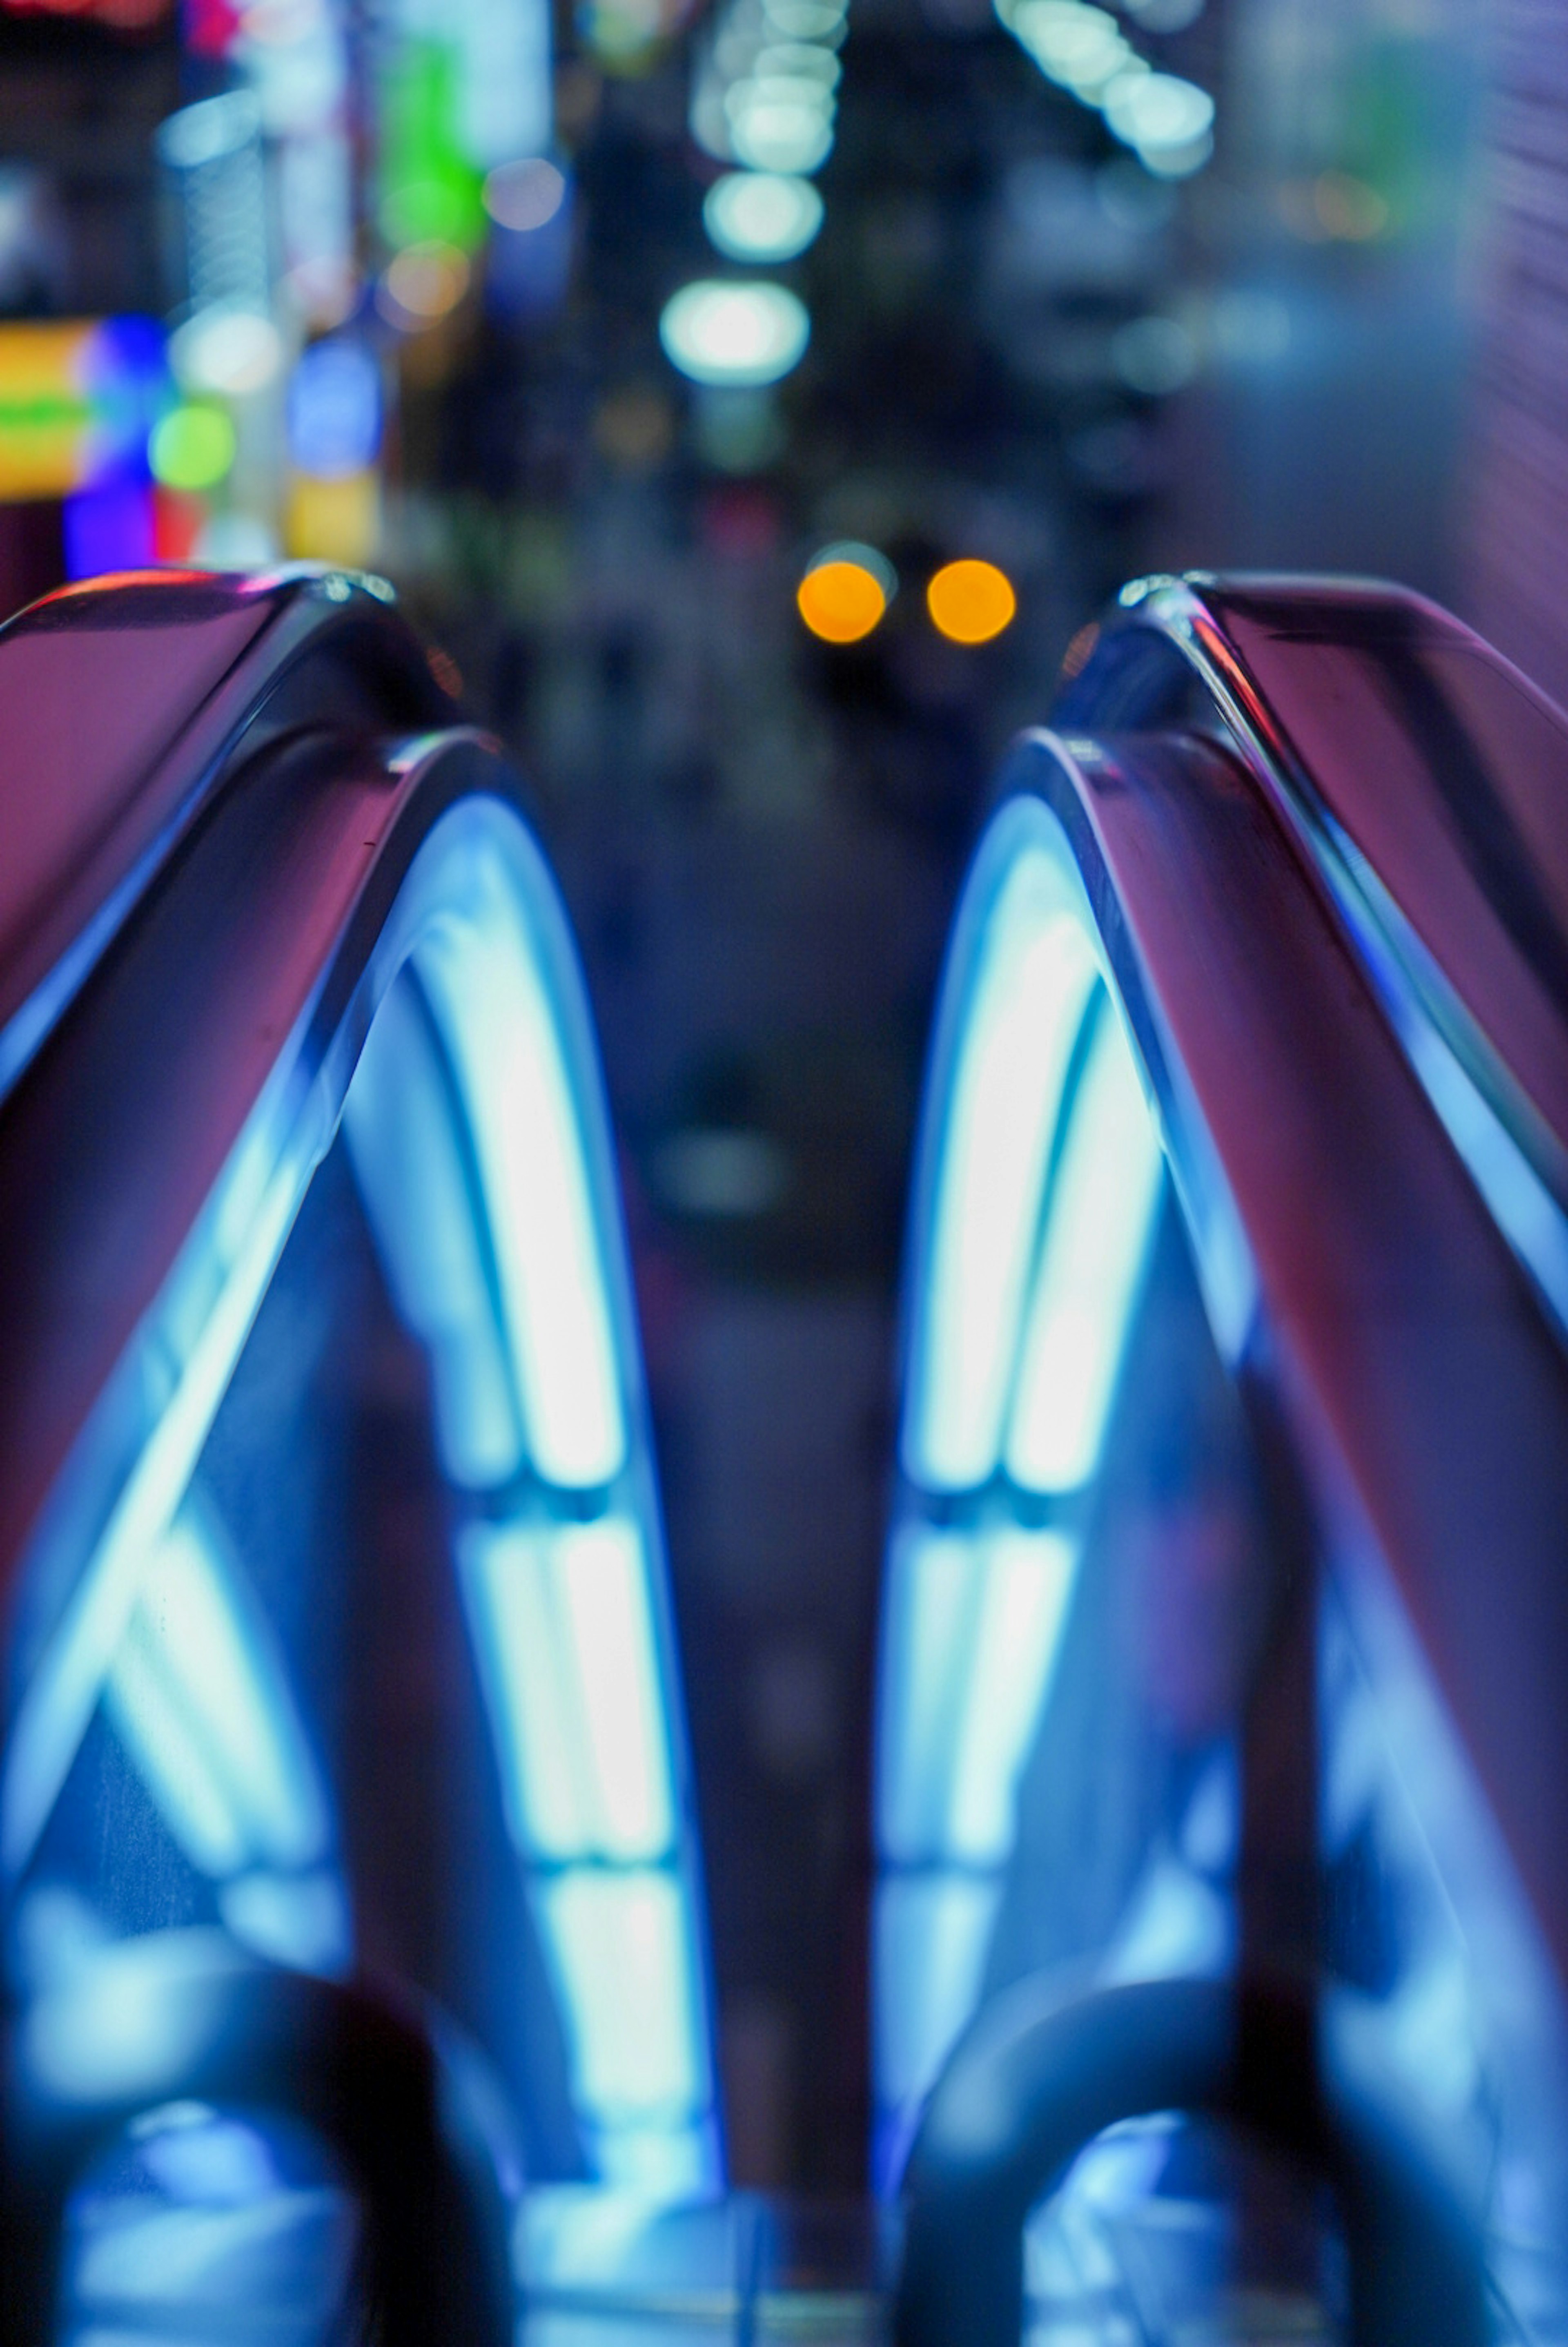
(0, 318), (166, 502)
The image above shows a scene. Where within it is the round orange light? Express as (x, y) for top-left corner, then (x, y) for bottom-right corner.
(797, 558), (886, 644)
(927, 558), (1016, 645)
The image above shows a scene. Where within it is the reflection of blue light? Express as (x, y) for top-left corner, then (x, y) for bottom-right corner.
(1005, 996), (1163, 1492)
(63, 2097), (356, 2329)
(416, 841), (627, 1490)
(540, 1868), (704, 2122)
(1104, 1856), (1232, 1985)
(906, 849), (1097, 1492)
(461, 1515), (675, 1862)
(24, 1928), (248, 2104)
(344, 974), (524, 1490)
(105, 1508), (330, 1878)
(218, 1870), (351, 1974)
(136, 2106), (280, 2206)
(2, 1050), (321, 1881)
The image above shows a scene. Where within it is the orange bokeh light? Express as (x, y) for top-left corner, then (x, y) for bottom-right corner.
(927, 558), (1016, 644)
(797, 558), (887, 644)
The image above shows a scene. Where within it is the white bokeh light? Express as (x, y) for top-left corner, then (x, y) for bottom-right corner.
(659, 279), (811, 386)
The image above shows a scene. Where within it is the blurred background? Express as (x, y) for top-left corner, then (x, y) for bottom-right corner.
(0, 0), (1559, 2197)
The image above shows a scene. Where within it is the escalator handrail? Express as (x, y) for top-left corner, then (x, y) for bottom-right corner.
(3, 1934), (517, 2347)
(894, 1973), (1490, 2347)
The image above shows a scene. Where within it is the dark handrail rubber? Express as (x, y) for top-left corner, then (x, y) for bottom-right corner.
(2, 1938), (516, 2347)
(895, 1973), (1490, 2347)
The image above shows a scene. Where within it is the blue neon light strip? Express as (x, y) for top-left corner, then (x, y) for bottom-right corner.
(875, 803), (1166, 2182)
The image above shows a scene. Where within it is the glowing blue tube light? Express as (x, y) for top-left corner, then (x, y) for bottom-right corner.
(105, 1508), (329, 1879)
(540, 1868), (703, 2121)
(904, 847), (1097, 1493)
(875, 795), (1168, 2184)
(416, 842), (627, 1492)
(460, 1515), (675, 1862)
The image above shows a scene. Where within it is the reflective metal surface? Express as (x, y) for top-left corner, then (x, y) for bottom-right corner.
(880, 576), (1568, 2343)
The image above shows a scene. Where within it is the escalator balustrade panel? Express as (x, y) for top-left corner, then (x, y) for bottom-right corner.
(0, 569), (720, 2341)
(883, 578), (1568, 2347)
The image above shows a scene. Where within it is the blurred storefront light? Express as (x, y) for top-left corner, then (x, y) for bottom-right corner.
(484, 156), (567, 230)
(927, 558), (1016, 644)
(1102, 70), (1214, 175)
(797, 546), (892, 643)
(726, 85), (835, 175)
(284, 338), (382, 565)
(704, 171), (823, 261)
(286, 338), (381, 476)
(149, 404), (236, 494)
(0, 319), (166, 502)
(660, 279), (809, 387)
(377, 241), (472, 331)
(484, 160), (575, 320)
(1111, 312), (1198, 395)
(376, 0), (553, 251)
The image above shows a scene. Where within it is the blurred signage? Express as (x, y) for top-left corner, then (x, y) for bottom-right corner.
(0, 319), (165, 502)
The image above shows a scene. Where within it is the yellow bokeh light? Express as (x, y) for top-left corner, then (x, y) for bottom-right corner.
(797, 558), (887, 644)
(927, 558), (1016, 644)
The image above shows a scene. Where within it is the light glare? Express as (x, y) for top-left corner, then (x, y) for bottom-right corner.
(149, 405), (235, 493)
(927, 558), (1017, 644)
(660, 279), (810, 387)
(798, 558), (887, 643)
(484, 157), (567, 232)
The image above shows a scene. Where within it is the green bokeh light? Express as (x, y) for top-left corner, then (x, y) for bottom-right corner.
(149, 402), (236, 493)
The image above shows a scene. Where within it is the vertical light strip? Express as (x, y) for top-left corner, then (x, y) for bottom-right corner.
(418, 851), (626, 1491)
(906, 850), (1097, 1492)
(107, 1509), (329, 1875)
(879, 802), (1170, 2187)
(873, 1872), (1000, 2118)
(344, 971), (524, 1490)
(556, 1518), (676, 1860)
(460, 1519), (592, 1859)
(879, 1526), (976, 1864)
(459, 1515), (675, 1862)
(946, 1528), (1079, 1862)
(1005, 998), (1163, 1493)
